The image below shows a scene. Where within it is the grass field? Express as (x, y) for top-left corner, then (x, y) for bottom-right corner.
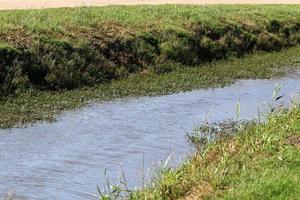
(1, 0), (299, 10)
(0, 5), (299, 31)
(0, 5), (300, 96)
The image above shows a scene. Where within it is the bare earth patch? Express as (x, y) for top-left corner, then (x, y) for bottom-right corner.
(0, 0), (299, 10)
(287, 135), (300, 149)
(182, 182), (214, 200)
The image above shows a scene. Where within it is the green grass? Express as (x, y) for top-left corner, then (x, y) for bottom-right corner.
(0, 5), (300, 96)
(1, 45), (300, 128)
(0, 5), (300, 128)
(0, 5), (299, 198)
(125, 105), (300, 200)
(0, 5), (299, 32)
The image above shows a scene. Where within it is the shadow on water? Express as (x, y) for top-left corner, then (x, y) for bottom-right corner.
(1, 73), (300, 199)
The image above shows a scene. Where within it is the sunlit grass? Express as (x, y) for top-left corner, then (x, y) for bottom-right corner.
(0, 4), (300, 128)
(127, 105), (300, 199)
(0, 5), (299, 32)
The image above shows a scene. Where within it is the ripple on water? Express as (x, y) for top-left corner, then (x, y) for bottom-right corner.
(1, 75), (300, 199)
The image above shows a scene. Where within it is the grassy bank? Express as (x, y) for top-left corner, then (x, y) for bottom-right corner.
(123, 105), (300, 199)
(1, 5), (300, 128)
(0, 5), (299, 96)
(1, 45), (300, 128)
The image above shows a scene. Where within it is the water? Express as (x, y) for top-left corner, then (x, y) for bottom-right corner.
(1, 75), (300, 200)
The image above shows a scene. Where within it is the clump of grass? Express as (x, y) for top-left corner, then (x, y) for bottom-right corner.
(127, 104), (300, 199)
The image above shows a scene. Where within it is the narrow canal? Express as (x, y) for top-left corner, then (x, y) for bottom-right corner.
(1, 74), (300, 199)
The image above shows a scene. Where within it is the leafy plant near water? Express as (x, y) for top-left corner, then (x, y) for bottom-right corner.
(257, 83), (287, 122)
(97, 169), (131, 200)
(187, 120), (244, 153)
(97, 156), (175, 200)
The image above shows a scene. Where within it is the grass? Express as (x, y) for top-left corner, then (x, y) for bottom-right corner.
(0, 5), (300, 95)
(0, 5), (299, 32)
(0, 5), (299, 199)
(1, 45), (300, 128)
(0, 4), (300, 128)
(119, 104), (300, 200)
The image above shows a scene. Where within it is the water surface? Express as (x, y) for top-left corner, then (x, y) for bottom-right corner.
(1, 75), (300, 199)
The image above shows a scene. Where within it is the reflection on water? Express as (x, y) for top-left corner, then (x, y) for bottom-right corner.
(0, 75), (300, 200)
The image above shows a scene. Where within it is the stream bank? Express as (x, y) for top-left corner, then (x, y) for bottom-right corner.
(1, 73), (300, 199)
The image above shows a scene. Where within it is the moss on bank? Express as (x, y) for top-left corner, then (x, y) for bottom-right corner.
(126, 105), (300, 200)
(0, 45), (300, 128)
(0, 5), (299, 96)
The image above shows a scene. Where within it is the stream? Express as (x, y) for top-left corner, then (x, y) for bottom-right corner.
(1, 73), (300, 200)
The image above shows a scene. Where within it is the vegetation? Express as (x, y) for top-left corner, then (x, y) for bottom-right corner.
(0, 5), (300, 128)
(1, 45), (300, 128)
(0, 5), (299, 96)
(0, 5), (299, 199)
(102, 104), (300, 200)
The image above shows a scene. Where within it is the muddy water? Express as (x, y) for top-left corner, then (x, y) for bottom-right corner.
(1, 75), (300, 200)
